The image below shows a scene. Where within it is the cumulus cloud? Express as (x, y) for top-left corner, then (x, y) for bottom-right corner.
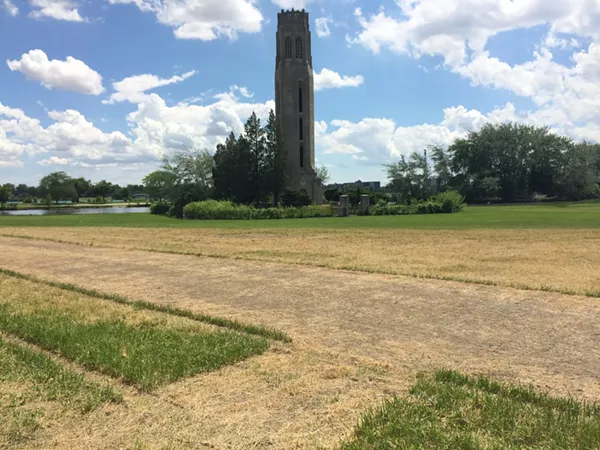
(3, 0), (18, 16)
(7, 50), (104, 95)
(315, 17), (331, 37)
(314, 68), (364, 91)
(345, 0), (600, 152)
(0, 87), (275, 170)
(38, 156), (70, 166)
(29, 0), (86, 22)
(108, 0), (263, 40)
(316, 104), (522, 165)
(271, 0), (313, 8)
(103, 70), (196, 104)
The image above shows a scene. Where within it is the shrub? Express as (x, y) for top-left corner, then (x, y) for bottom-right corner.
(183, 200), (333, 220)
(281, 189), (311, 208)
(150, 202), (170, 215)
(433, 190), (465, 213)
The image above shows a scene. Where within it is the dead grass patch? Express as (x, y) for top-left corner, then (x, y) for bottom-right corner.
(2, 227), (600, 297)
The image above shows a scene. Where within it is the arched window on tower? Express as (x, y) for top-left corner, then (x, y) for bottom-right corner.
(300, 145), (304, 168)
(298, 81), (303, 113)
(299, 117), (303, 141)
(284, 37), (292, 59)
(296, 37), (303, 59)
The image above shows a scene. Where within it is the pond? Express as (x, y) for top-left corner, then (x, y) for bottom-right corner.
(0, 207), (151, 216)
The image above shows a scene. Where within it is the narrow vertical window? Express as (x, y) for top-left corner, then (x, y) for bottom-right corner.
(285, 37), (292, 59)
(299, 117), (303, 141)
(298, 83), (303, 113)
(296, 37), (303, 59)
(300, 145), (304, 168)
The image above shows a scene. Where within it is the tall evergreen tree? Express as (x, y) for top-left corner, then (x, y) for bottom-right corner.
(243, 112), (266, 205)
(263, 110), (287, 204)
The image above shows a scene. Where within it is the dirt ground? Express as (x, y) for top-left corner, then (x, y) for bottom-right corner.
(1, 235), (600, 449)
(2, 226), (600, 296)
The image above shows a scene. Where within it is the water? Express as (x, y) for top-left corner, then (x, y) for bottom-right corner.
(0, 207), (151, 216)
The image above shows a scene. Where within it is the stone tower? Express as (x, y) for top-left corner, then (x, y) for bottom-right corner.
(275, 9), (322, 204)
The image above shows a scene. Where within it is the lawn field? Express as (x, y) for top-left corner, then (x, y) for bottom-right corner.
(1, 201), (600, 228)
(1, 202), (599, 448)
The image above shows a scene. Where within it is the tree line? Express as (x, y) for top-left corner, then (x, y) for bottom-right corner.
(385, 123), (600, 203)
(0, 172), (145, 208)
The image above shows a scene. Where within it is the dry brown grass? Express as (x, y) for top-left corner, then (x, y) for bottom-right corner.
(0, 274), (218, 333)
(1, 230), (600, 448)
(2, 226), (600, 297)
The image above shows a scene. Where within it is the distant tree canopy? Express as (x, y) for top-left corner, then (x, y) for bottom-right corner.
(385, 123), (600, 203)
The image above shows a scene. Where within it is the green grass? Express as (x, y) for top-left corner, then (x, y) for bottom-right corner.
(1, 202), (600, 229)
(0, 303), (269, 391)
(339, 370), (600, 449)
(0, 336), (122, 445)
(0, 268), (290, 343)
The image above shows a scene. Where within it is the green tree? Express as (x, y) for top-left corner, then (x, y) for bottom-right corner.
(15, 184), (28, 198)
(242, 112), (266, 205)
(39, 172), (77, 204)
(0, 184), (13, 208)
(73, 178), (92, 202)
(430, 145), (452, 191)
(557, 143), (600, 200)
(213, 132), (241, 201)
(93, 180), (113, 203)
(316, 165), (330, 185)
(142, 170), (177, 202)
(263, 110), (287, 204)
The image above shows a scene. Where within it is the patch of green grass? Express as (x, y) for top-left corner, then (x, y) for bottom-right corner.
(0, 336), (122, 445)
(339, 370), (600, 449)
(0, 336), (122, 411)
(0, 304), (269, 391)
(1, 202), (600, 229)
(0, 268), (290, 343)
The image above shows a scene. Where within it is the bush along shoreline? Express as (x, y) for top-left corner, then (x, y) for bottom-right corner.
(149, 190), (465, 220)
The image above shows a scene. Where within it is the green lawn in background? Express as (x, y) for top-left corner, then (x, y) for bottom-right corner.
(1, 202), (599, 229)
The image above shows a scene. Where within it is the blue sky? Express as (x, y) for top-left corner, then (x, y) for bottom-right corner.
(1, 0), (599, 186)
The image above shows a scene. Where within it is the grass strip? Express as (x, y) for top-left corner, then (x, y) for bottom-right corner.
(0, 335), (122, 411)
(0, 335), (122, 445)
(0, 305), (269, 391)
(339, 370), (600, 449)
(0, 267), (290, 343)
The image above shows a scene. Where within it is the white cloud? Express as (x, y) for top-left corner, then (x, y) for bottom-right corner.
(271, 0), (313, 8)
(29, 0), (86, 22)
(315, 17), (331, 37)
(7, 50), (104, 95)
(345, 0), (600, 151)
(314, 68), (364, 91)
(104, 71), (196, 104)
(38, 156), (70, 166)
(0, 87), (275, 169)
(349, 1), (600, 67)
(3, 0), (18, 16)
(108, 0), (263, 40)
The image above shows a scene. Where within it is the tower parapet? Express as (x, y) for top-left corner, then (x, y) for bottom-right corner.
(277, 9), (310, 28)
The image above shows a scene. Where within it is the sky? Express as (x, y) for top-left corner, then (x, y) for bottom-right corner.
(0, 0), (599, 186)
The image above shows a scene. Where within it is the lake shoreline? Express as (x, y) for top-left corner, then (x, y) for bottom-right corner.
(1, 202), (150, 211)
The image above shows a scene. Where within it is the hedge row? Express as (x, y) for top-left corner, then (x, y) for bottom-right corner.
(181, 191), (465, 220)
(183, 200), (332, 220)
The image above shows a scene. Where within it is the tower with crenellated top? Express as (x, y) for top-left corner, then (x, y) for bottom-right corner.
(275, 9), (322, 203)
